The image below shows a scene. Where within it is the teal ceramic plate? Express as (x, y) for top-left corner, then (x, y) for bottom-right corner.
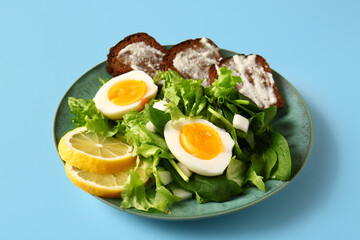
(53, 48), (313, 220)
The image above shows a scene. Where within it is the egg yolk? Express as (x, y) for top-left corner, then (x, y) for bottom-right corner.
(179, 123), (222, 160)
(107, 80), (147, 106)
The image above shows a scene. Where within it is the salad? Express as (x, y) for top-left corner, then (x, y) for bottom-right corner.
(65, 67), (291, 213)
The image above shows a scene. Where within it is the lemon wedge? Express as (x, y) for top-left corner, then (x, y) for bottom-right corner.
(58, 127), (136, 174)
(65, 163), (148, 198)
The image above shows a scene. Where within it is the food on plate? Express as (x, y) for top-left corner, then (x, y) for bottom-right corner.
(94, 70), (158, 120)
(106, 32), (168, 78)
(58, 127), (136, 174)
(164, 118), (234, 177)
(208, 54), (283, 109)
(58, 33), (292, 214)
(163, 37), (222, 86)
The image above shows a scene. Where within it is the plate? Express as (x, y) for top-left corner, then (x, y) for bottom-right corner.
(53, 47), (314, 220)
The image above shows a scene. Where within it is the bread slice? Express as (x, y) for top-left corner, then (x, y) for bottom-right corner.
(106, 32), (168, 78)
(163, 37), (222, 86)
(208, 54), (283, 109)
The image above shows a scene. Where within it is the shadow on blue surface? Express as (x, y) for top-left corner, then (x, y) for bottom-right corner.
(105, 100), (339, 236)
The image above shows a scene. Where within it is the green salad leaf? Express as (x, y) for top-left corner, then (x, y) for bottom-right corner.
(121, 170), (157, 212)
(246, 166), (266, 192)
(205, 67), (260, 115)
(250, 106), (277, 135)
(146, 104), (171, 134)
(206, 67), (242, 100)
(119, 110), (171, 158)
(226, 157), (249, 187)
(68, 97), (119, 137)
(163, 161), (242, 204)
(269, 131), (292, 180)
(121, 170), (179, 213)
(155, 69), (207, 117)
(118, 110), (183, 212)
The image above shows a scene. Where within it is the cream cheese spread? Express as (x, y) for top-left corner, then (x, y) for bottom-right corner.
(220, 54), (277, 109)
(173, 37), (220, 86)
(117, 42), (165, 77)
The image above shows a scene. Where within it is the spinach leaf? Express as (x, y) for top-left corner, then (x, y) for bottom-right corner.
(244, 128), (256, 149)
(146, 104), (171, 134)
(264, 148), (278, 180)
(269, 131), (292, 181)
(250, 147), (278, 180)
(246, 166), (266, 192)
(250, 106), (277, 135)
(251, 152), (266, 177)
(192, 175), (242, 204)
(163, 161), (242, 204)
(226, 157), (249, 187)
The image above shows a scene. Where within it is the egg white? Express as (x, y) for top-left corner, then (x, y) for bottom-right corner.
(94, 70), (158, 120)
(164, 118), (235, 177)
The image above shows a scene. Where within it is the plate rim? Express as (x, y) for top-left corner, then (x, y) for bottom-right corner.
(52, 48), (314, 220)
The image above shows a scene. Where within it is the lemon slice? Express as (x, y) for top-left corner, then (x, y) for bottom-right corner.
(58, 127), (136, 174)
(65, 163), (148, 198)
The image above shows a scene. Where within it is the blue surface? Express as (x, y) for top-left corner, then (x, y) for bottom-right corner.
(0, 0), (359, 239)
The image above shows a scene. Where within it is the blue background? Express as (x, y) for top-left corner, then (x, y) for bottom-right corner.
(1, 0), (359, 239)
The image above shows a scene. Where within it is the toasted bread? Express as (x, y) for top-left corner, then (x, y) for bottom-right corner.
(208, 54), (283, 109)
(106, 32), (168, 78)
(163, 37), (222, 86)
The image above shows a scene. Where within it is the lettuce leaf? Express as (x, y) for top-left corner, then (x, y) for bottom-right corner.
(205, 67), (260, 116)
(68, 97), (88, 126)
(165, 101), (186, 121)
(120, 110), (172, 159)
(121, 171), (179, 213)
(121, 171), (157, 212)
(156, 70), (207, 117)
(119, 110), (182, 212)
(206, 67), (242, 100)
(68, 97), (119, 137)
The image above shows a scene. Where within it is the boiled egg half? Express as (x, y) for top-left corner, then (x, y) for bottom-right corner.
(94, 70), (158, 120)
(164, 118), (234, 176)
